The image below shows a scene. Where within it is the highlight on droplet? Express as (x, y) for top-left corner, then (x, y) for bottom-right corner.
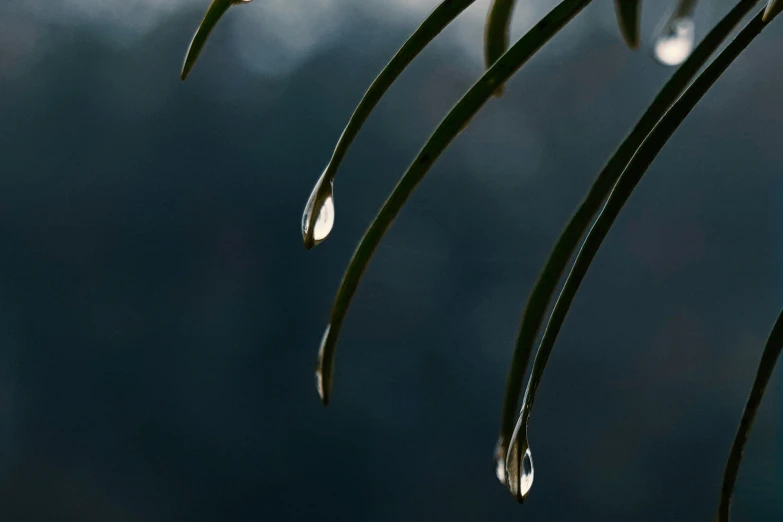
(505, 423), (535, 502)
(653, 17), (695, 66)
(301, 171), (335, 249)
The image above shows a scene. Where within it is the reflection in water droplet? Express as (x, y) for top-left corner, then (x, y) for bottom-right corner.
(654, 17), (695, 66)
(313, 195), (335, 243)
(505, 425), (534, 502)
(520, 448), (534, 496)
(302, 172), (335, 248)
(315, 325), (331, 403)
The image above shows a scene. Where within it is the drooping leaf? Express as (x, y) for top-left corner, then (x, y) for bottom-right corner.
(506, 5), (780, 500)
(484, 0), (517, 96)
(494, 0), (760, 480)
(301, 0), (480, 249)
(764, 0), (783, 20)
(314, 0), (594, 407)
(181, 0), (234, 81)
(614, 0), (642, 49)
(717, 309), (783, 521)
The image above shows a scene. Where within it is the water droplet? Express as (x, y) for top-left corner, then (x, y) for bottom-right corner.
(302, 172), (334, 249)
(232, 0), (253, 4)
(315, 325), (331, 405)
(495, 455), (507, 485)
(505, 426), (534, 502)
(493, 439), (508, 485)
(653, 17), (695, 67)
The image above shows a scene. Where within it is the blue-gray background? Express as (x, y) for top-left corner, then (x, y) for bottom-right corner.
(0, 0), (781, 520)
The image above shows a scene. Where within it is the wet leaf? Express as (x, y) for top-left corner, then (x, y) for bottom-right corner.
(718, 309), (783, 521)
(614, 0), (642, 49)
(506, 5), (779, 500)
(494, 0), (760, 478)
(484, 0), (517, 95)
(181, 0), (235, 81)
(301, 0), (479, 248)
(314, 0), (594, 406)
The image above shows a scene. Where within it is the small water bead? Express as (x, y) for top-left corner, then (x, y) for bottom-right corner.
(301, 173), (335, 248)
(505, 425), (535, 501)
(654, 17), (695, 66)
(312, 195), (334, 243)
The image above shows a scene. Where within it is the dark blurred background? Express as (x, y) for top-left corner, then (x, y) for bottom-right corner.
(0, 0), (781, 520)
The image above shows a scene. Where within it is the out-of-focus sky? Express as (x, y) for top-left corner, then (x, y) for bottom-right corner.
(0, 1), (781, 521)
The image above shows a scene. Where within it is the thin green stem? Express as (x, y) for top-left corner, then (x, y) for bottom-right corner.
(507, 5), (779, 497)
(717, 309), (783, 522)
(315, 0), (594, 406)
(496, 0), (759, 475)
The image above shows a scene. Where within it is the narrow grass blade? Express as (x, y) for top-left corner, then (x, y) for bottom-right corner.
(506, 7), (779, 499)
(314, 0), (594, 406)
(484, 0), (517, 96)
(717, 309), (783, 522)
(764, 0), (783, 20)
(614, 0), (642, 49)
(495, 0), (759, 481)
(181, 0), (234, 81)
(301, 0), (479, 249)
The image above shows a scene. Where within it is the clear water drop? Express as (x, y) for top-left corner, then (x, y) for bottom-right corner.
(653, 17), (695, 67)
(312, 195), (334, 243)
(493, 439), (508, 485)
(302, 172), (334, 248)
(505, 425), (534, 502)
(520, 448), (534, 496)
(495, 455), (507, 485)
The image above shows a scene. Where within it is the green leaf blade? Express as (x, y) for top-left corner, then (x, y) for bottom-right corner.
(614, 0), (642, 49)
(315, 0), (594, 406)
(302, 0), (478, 249)
(506, 5), (779, 498)
(495, 0), (761, 476)
(181, 0), (233, 81)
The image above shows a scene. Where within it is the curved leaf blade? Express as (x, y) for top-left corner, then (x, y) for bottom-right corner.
(718, 308), (783, 522)
(506, 6), (780, 497)
(484, 0), (517, 96)
(614, 0), (642, 49)
(181, 0), (233, 81)
(764, 0), (783, 20)
(302, 0), (479, 248)
(495, 0), (760, 477)
(314, 0), (594, 406)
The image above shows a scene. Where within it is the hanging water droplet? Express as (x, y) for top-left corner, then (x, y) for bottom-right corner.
(493, 439), (508, 485)
(495, 455), (507, 485)
(315, 325), (331, 405)
(302, 172), (334, 249)
(653, 17), (695, 67)
(505, 424), (534, 502)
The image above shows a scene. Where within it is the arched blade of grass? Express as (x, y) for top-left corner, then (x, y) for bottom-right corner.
(614, 0), (642, 49)
(506, 6), (779, 501)
(314, 0), (594, 407)
(181, 0), (241, 81)
(764, 0), (783, 20)
(717, 308), (783, 522)
(494, 0), (759, 484)
(484, 0), (517, 96)
(301, 0), (480, 249)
